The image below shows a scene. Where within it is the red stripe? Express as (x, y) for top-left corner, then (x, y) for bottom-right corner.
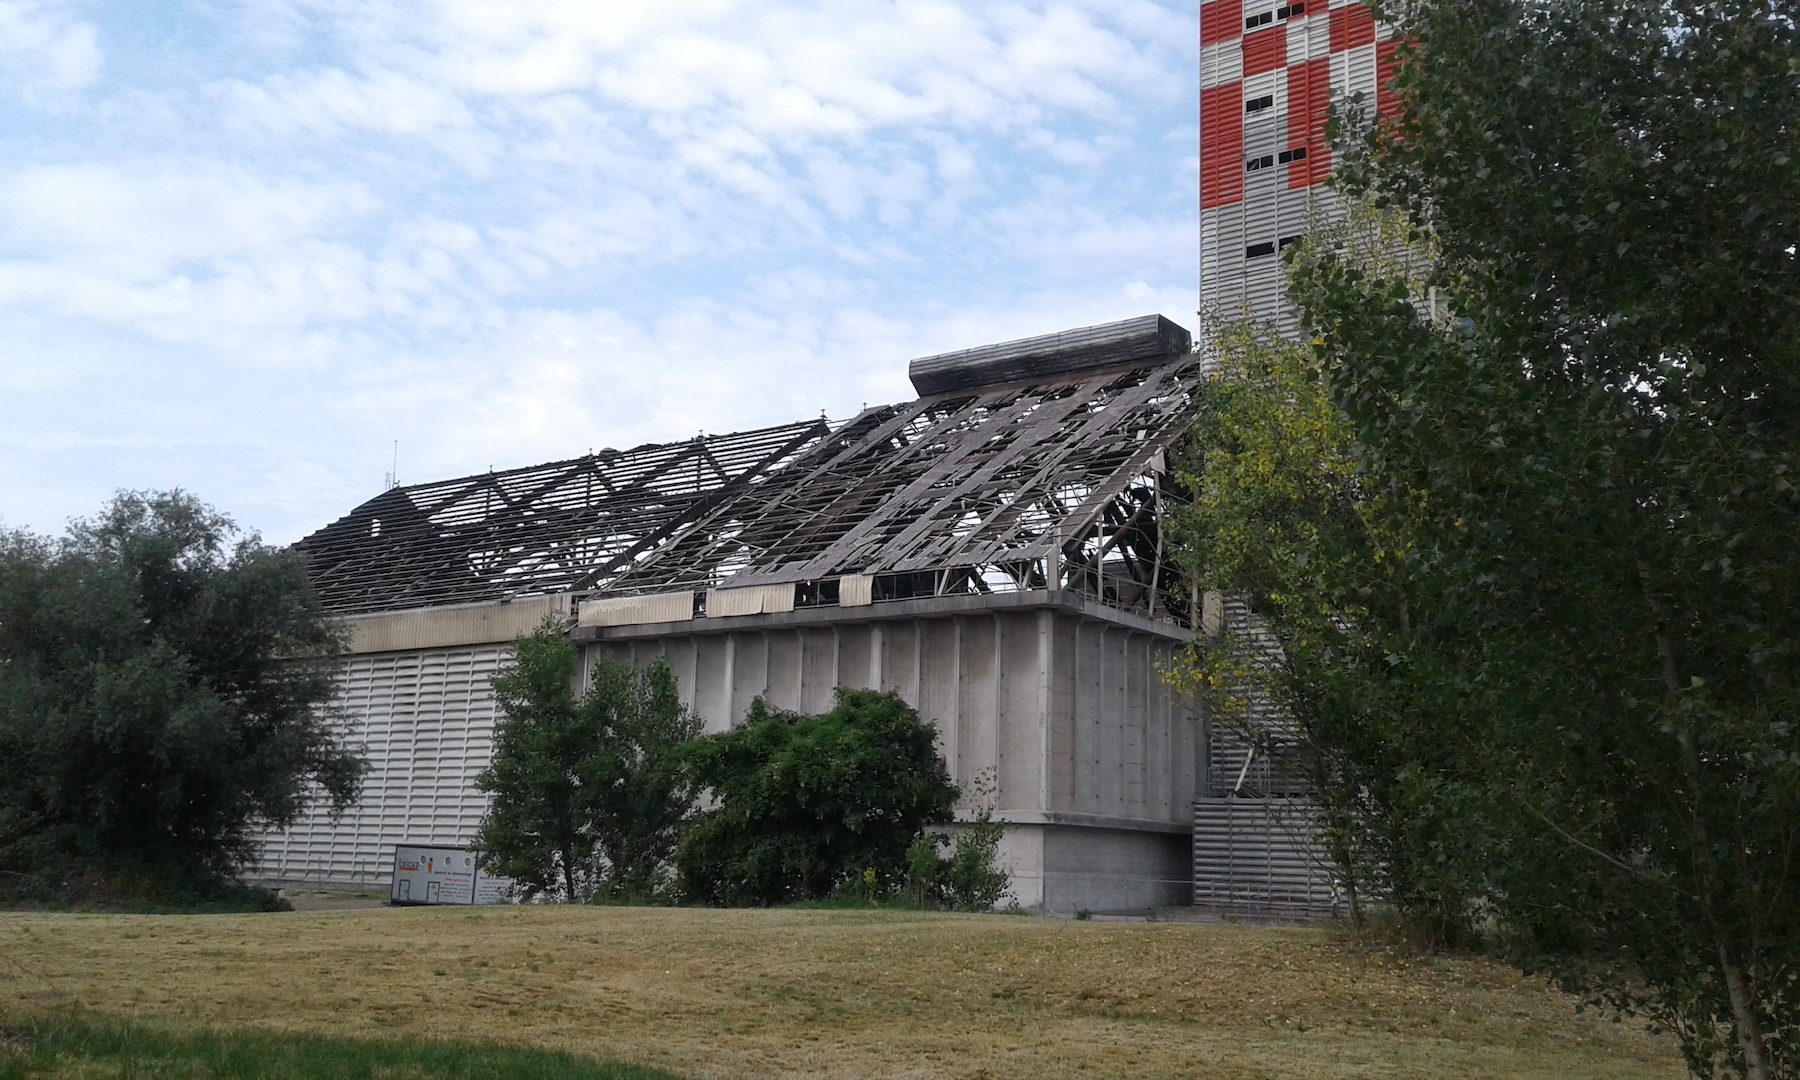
(1287, 57), (1332, 188)
(1241, 26), (1287, 76)
(1201, 0), (1244, 46)
(1376, 39), (1400, 115)
(1329, 4), (1375, 51)
(1200, 82), (1245, 208)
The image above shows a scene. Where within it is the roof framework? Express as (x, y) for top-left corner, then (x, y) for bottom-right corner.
(297, 316), (1203, 623)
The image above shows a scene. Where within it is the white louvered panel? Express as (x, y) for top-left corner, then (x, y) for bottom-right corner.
(1277, 187), (1313, 237)
(1345, 42), (1378, 101)
(1201, 40), (1243, 88)
(1286, 19), (1309, 64)
(1330, 47), (1352, 97)
(1245, 259), (1286, 324)
(253, 645), (509, 888)
(1311, 14), (1334, 58)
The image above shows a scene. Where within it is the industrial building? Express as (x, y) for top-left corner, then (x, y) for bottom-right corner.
(259, 315), (1219, 913)
(257, 0), (1395, 914)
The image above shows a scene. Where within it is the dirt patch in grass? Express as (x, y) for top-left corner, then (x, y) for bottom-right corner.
(0, 906), (1681, 1080)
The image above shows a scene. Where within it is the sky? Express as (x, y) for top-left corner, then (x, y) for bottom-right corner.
(0, 0), (1200, 545)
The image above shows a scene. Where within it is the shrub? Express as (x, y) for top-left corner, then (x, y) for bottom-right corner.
(674, 690), (957, 906)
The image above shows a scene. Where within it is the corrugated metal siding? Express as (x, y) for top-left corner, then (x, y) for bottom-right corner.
(838, 574), (874, 607)
(577, 591), (694, 628)
(1193, 796), (1338, 915)
(254, 646), (507, 888)
(707, 583), (796, 617)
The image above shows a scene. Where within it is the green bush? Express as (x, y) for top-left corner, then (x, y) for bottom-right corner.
(674, 690), (957, 906)
(0, 491), (360, 905)
(903, 771), (1011, 911)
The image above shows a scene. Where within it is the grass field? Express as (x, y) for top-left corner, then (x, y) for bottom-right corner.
(0, 905), (1681, 1080)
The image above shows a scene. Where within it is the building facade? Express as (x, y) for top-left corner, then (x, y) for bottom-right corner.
(258, 316), (1209, 914)
(1201, 0), (1397, 333)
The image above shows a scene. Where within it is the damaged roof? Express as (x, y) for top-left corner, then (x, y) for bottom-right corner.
(297, 314), (1201, 617)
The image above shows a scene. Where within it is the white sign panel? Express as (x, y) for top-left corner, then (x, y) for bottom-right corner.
(390, 845), (512, 905)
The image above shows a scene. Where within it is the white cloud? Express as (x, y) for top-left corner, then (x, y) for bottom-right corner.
(0, 0), (1200, 542)
(0, 1), (101, 97)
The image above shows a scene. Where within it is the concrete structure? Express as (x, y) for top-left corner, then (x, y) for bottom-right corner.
(257, 315), (1208, 913)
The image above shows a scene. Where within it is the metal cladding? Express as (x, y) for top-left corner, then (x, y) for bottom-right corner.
(296, 316), (1204, 625)
(907, 314), (1192, 397)
(1200, 0), (1397, 333)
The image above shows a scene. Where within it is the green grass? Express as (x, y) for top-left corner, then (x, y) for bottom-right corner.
(0, 1013), (685, 1080)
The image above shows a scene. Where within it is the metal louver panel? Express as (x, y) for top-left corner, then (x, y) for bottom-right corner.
(1193, 796), (1339, 916)
(255, 646), (508, 888)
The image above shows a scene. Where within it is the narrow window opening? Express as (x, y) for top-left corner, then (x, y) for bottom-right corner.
(1245, 154), (1276, 171)
(1245, 241), (1277, 258)
(1244, 10), (1274, 28)
(1277, 2), (1306, 17)
(1245, 94), (1275, 113)
(1277, 146), (1309, 164)
(1277, 235), (1303, 250)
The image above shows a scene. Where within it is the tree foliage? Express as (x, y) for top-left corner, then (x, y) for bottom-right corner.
(474, 624), (700, 902)
(1239, 0), (1800, 1073)
(1163, 310), (1469, 936)
(674, 690), (957, 907)
(0, 491), (361, 896)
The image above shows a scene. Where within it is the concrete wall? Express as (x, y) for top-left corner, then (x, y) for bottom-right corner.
(258, 590), (1201, 913)
(585, 590), (1200, 913)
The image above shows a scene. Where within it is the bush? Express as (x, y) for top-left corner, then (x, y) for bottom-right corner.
(903, 771), (1011, 911)
(674, 690), (957, 906)
(0, 491), (360, 903)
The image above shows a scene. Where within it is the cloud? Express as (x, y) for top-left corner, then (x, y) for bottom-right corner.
(0, 1), (101, 98)
(0, 0), (1201, 543)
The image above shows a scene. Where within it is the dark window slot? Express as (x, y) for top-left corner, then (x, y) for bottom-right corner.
(1245, 242), (1277, 258)
(1245, 95), (1275, 113)
(1277, 146), (1308, 163)
(1245, 154), (1276, 171)
(1277, 2), (1305, 17)
(1278, 235), (1302, 249)
(1244, 10), (1274, 28)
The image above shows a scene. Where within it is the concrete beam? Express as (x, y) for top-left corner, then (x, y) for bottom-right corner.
(571, 588), (1193, 645)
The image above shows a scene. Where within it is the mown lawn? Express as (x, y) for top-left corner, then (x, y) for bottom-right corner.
(0, 906), (1681, 1079)
(0, 1012), (678, 1080)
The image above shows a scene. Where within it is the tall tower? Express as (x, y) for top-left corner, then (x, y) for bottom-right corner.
(1199, 0), (1397, 335)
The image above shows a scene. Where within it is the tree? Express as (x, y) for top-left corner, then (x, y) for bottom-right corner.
(1163, 307), (1470, 937)
(474, 624), (699, 902)
(1283, 0), (1800, 1073)
(0, 491), (362, 899)
(674, 690), (957, 907)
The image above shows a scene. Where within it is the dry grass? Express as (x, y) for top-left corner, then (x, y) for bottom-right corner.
(1, 905), (1680, 1080)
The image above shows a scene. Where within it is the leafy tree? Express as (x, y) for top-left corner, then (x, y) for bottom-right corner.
(0, 491), (361, 898)
(1163, 308), (1470, 936)
(474, 625), (699, 902)
(1280, 0), (1800, 1073)
(674, 690), (957, 906)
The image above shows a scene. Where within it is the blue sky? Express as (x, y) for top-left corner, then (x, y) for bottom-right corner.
(0, 0), (1200, 544)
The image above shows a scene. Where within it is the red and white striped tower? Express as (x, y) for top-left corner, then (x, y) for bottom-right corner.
(1200, 0), (1397, 335)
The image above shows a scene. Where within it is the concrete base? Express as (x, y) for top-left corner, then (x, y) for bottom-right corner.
(998, 822), (1193, 916)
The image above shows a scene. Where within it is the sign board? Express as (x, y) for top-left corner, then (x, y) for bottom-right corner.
(390, 845), (513, 905)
